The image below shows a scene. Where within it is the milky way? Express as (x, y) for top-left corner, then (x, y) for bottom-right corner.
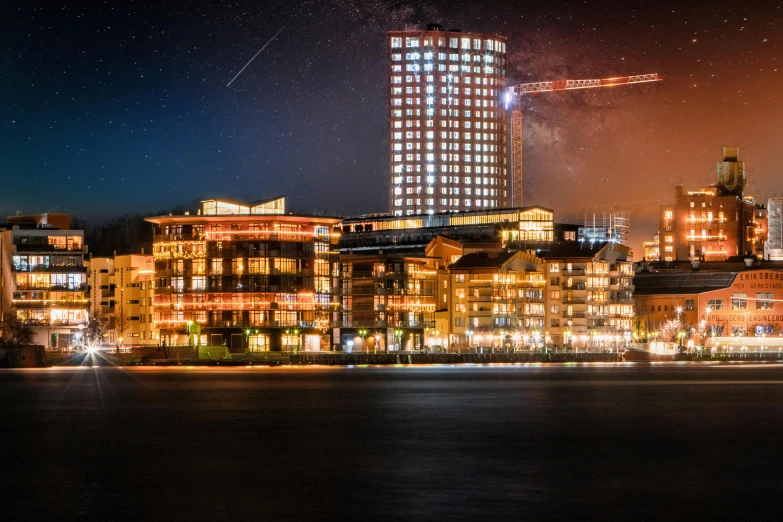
(1, 0), (781, 253)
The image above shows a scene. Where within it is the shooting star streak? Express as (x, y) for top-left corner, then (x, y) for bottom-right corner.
(227, 18), (292, 87)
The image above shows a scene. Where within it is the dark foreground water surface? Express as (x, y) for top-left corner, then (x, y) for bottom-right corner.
(3, 363), (783, 520)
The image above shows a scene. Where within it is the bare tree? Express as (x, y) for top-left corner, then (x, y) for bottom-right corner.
(0, 315), (35, 346)
(114, 314), (131, 352)
(661, 319), (683, 343)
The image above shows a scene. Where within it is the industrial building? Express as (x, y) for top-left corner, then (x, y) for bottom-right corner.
(387, 24), (508, 216)
(634, 259), (783, 350)
(658, 147), (766, 262)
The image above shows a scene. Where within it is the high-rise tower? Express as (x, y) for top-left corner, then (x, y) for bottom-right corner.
(387, 24), (507, 216)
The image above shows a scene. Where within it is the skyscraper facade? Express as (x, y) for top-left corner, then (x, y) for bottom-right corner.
(388, 24), (507, 216)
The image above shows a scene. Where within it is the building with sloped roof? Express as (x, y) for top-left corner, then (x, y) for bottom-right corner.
(634, 260), (783, 342)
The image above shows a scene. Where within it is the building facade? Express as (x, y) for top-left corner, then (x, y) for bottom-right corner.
(643, 233), (660, 262)
(658, 147), (766, 262)
(542, 242), (635, 349)
(634, 264), (783, 348)
(87, 254), (157, 346)
(578, 211), (630, 246)
(388, 24), (508, 215)
(146, 197), (342, 352)
(446, 251), (545, 350)
(337, 253), (437, 351)
(0, 214), (89, 348)
(338, 205), (554, 253)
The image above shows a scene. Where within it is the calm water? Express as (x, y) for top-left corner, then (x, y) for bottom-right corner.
(2, 363), (783, 520)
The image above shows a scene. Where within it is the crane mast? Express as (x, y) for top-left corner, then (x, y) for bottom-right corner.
(506, 73), (662, 207)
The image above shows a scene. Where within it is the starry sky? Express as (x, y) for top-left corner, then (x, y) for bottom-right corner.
(2, 0), (781, 253)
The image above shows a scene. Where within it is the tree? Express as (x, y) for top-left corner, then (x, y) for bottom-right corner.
(695, 320), (709, 348)
(0, 315), (35, 346)
(84, 315), (105, 347)
(114, 314), (130, 340)
(661, 319), (683, 343)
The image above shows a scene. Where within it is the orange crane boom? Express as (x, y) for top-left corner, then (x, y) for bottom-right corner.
(510, 73), (662, 96)
(505, 72), (662, 208)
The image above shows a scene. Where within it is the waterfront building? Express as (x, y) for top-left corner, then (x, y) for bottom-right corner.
(542, 242), (635, 349)
(87, 253), (157, 346)
(145, 197), (342, 352)
(338, 205), (554, 253)
(0, 214), (88, 348)
(387, 24), (508, 215)
(446, 250), (545, 350)
(658, 147), (766, 262)
(634, 260), (783, 349)
(336, 253), (437, 351)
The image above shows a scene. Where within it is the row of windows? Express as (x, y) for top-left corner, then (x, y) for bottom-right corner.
(393, 199), (499, 208)
(393, 132), (498, 141)
(391, 109), (499, 120)
(393, 144), (499, 154)
(640, 294), (776, 313)
(393, 120), (497, 129)
(393, 52), (501, 63)
(394, 175), (498, 184)
(393, 64), (500, 74)
(394, 169), (502, 181)
(391, 36), (506, 53)
(391, 75), (499, 85)
(392, 86), (497, 96)
(394, 187), (498, 197)
(392, 95), (495, 107)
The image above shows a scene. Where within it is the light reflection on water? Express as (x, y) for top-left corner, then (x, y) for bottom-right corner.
(2, 363), (783, 520)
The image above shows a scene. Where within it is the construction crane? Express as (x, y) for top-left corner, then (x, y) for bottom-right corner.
(505, 73), (663, 207)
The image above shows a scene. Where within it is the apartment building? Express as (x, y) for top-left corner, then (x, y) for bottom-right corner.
(446, 250), (545, 350)
(87, 254), (157, 346)
(145, 197), (342, 352)
(387, 24), (508, 215)
(0, 214), (88, 348)
(337, 253), (437, 351)
(542, 242), (635, 349)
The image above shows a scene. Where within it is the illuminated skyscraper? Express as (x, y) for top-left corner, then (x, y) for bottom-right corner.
(387, 24), (508, 216)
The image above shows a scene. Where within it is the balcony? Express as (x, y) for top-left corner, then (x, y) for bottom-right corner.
(14, 244), (85, 253)
(467, 295), (493, 302)
(13, 299), (90, 309)
(562, 297), (587, 305)
(563, 283), (586, 290)
(563, 312), (587, 319)
(15, 283), (88, 292)
(561, 269), (585, 276)
(467, 309), (493, 317)
(467, 280), (493, 287)
(20, 318), (88, 327)
(16, 265), (87, 273)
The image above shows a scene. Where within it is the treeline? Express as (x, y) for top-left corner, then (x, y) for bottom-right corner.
(77, 200), (198, 258)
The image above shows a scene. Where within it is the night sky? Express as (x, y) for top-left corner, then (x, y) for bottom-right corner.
(2, 0), (781, 253)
